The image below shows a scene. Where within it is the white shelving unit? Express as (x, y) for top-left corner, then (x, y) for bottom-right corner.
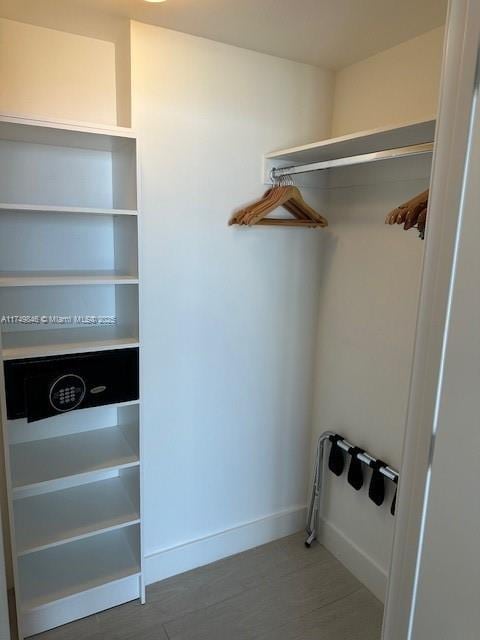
(0, 114), (143, 638)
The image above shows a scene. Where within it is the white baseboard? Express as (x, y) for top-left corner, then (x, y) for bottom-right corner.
(319, 518), (388, 602)
(144, 508), (387, 602)
(144, 505), (307, 585)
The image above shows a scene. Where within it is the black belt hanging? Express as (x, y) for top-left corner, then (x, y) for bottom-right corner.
(347, 447), (364, 490)
(368, 459), (387, 506)
(328, 434), (345, 476)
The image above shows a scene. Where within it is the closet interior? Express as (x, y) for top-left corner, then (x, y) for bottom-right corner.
(0, 3), (449, 639)
(256, 117), (435, 598)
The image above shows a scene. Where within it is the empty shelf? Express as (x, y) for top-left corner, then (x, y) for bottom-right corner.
(1, 327), (139, 360)
(18, 526), (140, 610)
(266, 119), (436, 165)
(15, 476), (140, 555)
(11, 425), (139, 493)
(0, 203), (137, 216)
(0, 115), (136, 152)
(0, 271), (138, 287)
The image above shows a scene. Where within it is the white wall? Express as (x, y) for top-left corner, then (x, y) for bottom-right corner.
(0, 18), (117, 125)
(332, 27), (444, 136)
(0, 0), (133, 127)
(130, 21), (334, 581)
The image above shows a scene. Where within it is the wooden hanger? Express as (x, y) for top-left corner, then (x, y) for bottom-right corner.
(230, 183), (327, 228)
(385, 189), (428, 238)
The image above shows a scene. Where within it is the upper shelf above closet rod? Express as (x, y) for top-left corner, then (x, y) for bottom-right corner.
(270, 142), (433, 178)
(266, 118), (436, 179)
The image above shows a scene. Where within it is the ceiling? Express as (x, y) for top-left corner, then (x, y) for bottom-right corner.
(0, 0), (447, 70)
(75, 0), (447, 69)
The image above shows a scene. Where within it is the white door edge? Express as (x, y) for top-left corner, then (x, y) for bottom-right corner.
(382, 0), (480, 638)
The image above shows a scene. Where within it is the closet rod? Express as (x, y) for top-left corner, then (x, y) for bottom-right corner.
(270, 141), (434, 179)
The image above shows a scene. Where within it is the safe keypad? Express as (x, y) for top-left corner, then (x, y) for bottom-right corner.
(49, 375), (87, 412)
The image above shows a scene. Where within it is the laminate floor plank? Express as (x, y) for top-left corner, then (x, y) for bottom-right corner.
(30, 533), (383, 640)
(256, 588), (383, 640)
(163, 553), (362, 640)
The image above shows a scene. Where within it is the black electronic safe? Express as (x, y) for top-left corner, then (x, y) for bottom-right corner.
(4, 347), (139, 422)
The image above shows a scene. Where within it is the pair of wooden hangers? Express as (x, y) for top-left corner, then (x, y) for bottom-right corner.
(385, 189), (429, 239)
(229, 181), (328, 228)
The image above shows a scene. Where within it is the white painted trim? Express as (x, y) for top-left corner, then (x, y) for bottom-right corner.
(144, 506), (306, 585)
(319, 519), (387, 603)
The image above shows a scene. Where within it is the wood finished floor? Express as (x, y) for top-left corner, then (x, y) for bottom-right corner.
(30, 532), (383, 640)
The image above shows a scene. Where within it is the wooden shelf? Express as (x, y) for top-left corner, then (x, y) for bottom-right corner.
(0, 111), (142, 637)
(18, 527), (140, 611)
(14, 476), (140, 556)
(1, 327), (139, 360)
(0, 271), (139, 287)
(266, 118), (436, 165)
(10, 425), (139, 493)
(0, 203), (138, 216)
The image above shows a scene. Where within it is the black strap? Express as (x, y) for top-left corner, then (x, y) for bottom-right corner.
(368, 459), (387, 506)
(391, 476), (398, 516)
(328, 435), (345, 476)
(391, 490), (397, 515)
(347, 447), (364, 490)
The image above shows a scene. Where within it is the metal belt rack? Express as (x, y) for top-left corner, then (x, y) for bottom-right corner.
(305, 430), (399, 547)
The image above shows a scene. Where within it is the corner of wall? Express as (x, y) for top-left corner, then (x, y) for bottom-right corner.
(0, 8), (132, 127)
(114, 20), (132, 128)
(330, 26), (445, 137)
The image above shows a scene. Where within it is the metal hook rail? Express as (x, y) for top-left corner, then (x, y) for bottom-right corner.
(305, 431), (399, 547)
(270, 142), (434, 180)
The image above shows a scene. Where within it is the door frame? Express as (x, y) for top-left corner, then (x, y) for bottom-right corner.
(382, 0), (480, 638)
